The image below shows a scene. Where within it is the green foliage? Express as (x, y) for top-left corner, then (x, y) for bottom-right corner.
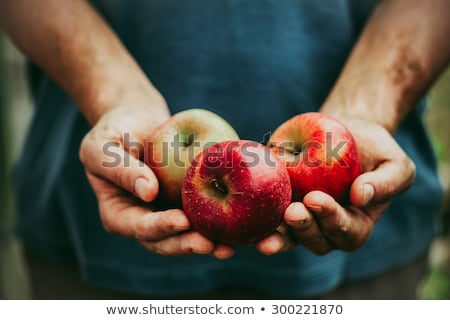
(419, 269), (450, 300)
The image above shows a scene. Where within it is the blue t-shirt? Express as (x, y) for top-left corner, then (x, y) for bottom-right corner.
(14, 0), (442, 297)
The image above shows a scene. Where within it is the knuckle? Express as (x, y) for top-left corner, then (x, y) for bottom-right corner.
(135, 218), (147, 235)
(181, 245), (194, 255)
(180, 233), (196, 254)
(407, 157), (416, 173)
(143, 238), (187, 257)
(135, 217), (153, 240)
(79, 133), (92, 165)
(326, 220), (349, 238)
(146, 241), (171, 256)
(156, 211), (173, 229)
(139, 240), (166, 256)
(153, 245), (170, 256)
(378, 179), (394, 199)
(100, 218), (115, 235)
(99, 210), (113, 233)
(405, 158), (416, 183)
(137, 214), (174, 242)
(112, 167), (130, 189)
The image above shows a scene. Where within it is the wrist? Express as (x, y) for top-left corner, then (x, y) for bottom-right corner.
(320, 76), (411, 134)
(82, 83), (170, 125)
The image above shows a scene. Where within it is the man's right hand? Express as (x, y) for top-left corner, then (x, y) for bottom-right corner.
(79, 104), (235, 259)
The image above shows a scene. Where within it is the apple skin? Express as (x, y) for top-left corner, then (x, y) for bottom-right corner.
(182, 140), (292, 245)
(145, 109), (239, 205)
(268, 112), (362, 203)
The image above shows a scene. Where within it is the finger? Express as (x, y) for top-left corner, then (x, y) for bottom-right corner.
(284, 202), (313, 229)
(139, 231), (215, 256)
(350, 157), (416, 207)
(283, 202), (333, 255)
(211, 245), (235, 260)
(80, 134), (158, 202)
(88, 173), (211, 257)
(87, 173), (190, 240)
(256, 230), (285, 255)
(304, 191), (373, 251)
(134, 209), (192, 241)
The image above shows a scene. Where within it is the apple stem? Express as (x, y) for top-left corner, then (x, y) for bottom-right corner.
(179, 132), (195, 147)
(211, 178), (228, 196)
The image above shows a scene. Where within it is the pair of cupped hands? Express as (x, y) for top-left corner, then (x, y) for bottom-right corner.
(79, 103), (416, 259)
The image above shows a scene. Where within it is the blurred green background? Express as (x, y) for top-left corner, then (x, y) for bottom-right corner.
(0, 32), (33, 300)
(0, 31), (449, 299)
(419, 66), (450, 300)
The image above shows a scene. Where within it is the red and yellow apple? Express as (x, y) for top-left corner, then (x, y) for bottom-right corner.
(145, 109), (239, 205)
(268, 112), (361, 203)
(182, 140), (292, 245)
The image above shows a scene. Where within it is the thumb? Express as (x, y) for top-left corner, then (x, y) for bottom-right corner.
(350, 158), (416, 207)
(80, 137), (159, 202)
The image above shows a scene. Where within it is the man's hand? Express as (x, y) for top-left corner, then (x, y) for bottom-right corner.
(0, 0), (234, 259)
(256, 117), (415, 255)
(255, 0), (449, 255)
(79, 105), (235, 259)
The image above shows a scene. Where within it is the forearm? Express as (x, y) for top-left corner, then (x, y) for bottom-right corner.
(321, 0), (450, 133)
(0, 0), (168, 124)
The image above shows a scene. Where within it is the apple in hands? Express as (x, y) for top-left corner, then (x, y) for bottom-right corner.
(145, 109), (239, 205)
(268, 112), (362, 203)
(182, 140), (292, 245)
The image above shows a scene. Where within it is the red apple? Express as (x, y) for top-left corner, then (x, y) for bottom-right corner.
(268, 112), (361, 203)
(182, 140), (292, 245)
(145, 109), (239, 205)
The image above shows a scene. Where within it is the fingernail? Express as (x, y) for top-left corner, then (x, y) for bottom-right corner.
(172, 223), (190, 232)
(267, 236), (284, 255)
(294, 211), (308, 224)
(362, 184), (374, 206)
(134, 177), (149, 200)
(307, 204), (322, 213)
(286, 203), (310, 227)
